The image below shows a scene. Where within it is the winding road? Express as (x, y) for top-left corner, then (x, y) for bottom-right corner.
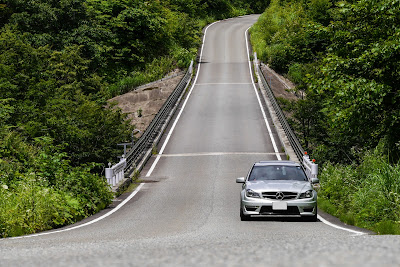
(1, 15), (400, 267)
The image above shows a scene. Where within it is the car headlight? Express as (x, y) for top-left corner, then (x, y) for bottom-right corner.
(246, 189), (260, 198)
(299, 190), (314, 199)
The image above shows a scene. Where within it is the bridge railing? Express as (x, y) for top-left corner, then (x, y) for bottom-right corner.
(105, 158), (126, 187)
(105, 61), (194, 186)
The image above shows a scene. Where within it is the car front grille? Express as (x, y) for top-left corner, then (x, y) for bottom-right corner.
(262, 191), (298, 200)
(260, 206), (300, 215)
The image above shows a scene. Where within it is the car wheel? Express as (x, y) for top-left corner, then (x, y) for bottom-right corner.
(240, 205), (251, 221)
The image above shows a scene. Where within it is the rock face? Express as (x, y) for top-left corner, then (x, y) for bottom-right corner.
(108, 71), (185, 136)
(260, 63), (297, 100)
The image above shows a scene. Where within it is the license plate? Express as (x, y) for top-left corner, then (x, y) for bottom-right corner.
(273, 202), (287, 210)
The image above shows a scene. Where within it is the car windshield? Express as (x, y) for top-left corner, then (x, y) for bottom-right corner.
(248, 165), (308, 181)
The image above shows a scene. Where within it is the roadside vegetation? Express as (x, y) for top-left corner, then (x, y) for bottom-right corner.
(250, 0), (400, 233)
(0, 1), (268, 238)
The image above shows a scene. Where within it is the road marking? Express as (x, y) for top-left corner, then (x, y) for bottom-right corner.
(245, 28), (282, 161)
(160, 152), (284, 157)
(7, 183), (145, 240)
(145, 20), (219, 177)
(196, 83), (253, 86)
(317, 215), (366, 236)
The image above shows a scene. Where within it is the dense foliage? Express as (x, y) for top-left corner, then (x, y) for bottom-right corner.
(251, 0), (400, 163)
(251, 0), (400, 233)
(0, 0), (268, 237)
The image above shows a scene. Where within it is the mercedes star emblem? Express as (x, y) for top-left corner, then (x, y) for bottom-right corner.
(276, 192), (284, 200)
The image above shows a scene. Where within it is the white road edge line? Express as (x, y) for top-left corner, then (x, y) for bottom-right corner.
(145, 20), (219, 177)
(317, 215), (366, 236)
(245, 28), (282, 161)
(8, 183), (145, 240)
(245, 29), (366, 236)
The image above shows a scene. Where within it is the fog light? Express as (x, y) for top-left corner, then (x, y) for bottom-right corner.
(245, 206), (259, 211)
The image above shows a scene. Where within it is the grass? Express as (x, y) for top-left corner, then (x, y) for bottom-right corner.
(317, 147), (400, 234)
(374, 221), (400, 235)
(152, 144), (158, 155)
(124, 180), (142, 194)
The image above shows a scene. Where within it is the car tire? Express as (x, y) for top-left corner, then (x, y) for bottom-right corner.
(240, 205), (251, 221)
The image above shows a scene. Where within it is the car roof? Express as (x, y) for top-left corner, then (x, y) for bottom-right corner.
(253, 160), (301, 167)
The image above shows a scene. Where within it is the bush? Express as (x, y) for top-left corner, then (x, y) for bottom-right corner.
(318, 147), (400, 234)
(0, 179), (81, 237)
(0, 132), (113, 238)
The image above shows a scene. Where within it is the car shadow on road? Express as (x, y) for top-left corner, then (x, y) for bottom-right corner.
(248, 216), (319, 222)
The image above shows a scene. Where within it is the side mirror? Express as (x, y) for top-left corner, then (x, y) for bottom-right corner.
(311, 178), (319, 184)
(236, 177), (245, 183)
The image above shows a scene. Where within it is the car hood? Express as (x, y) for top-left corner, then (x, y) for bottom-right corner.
(245, 180), (311, 192)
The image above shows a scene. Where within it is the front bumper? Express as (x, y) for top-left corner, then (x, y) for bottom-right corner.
(241, 195), (317, 217)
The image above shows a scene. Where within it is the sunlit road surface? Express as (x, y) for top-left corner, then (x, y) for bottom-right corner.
(1, 15), (399, 267)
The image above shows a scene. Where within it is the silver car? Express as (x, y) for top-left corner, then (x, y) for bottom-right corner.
(236, 161), (319, 221)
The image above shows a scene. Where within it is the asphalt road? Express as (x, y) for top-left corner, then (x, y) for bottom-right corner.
(1, 15), (400, 267)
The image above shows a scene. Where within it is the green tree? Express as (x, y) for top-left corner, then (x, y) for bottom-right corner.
(251, 0), (400, 162)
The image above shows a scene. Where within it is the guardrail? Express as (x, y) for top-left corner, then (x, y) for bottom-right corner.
(254, 54), (318, 178)
(105, 158), (126, 186)
(303, 154), (318, 179)
(105, 60), (193, 185)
